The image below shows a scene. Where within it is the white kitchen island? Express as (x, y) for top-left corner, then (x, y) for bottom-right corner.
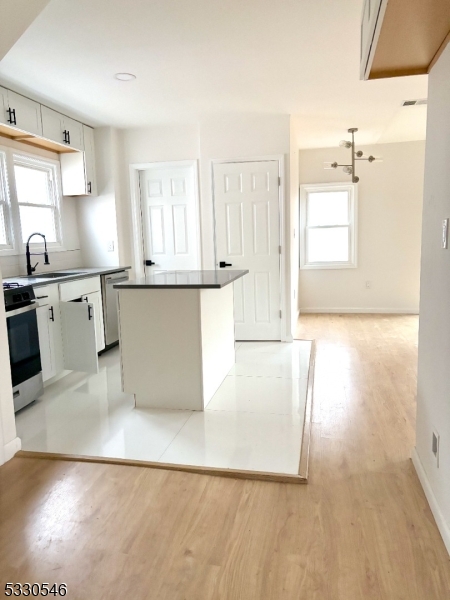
(114, 270), (248, 410)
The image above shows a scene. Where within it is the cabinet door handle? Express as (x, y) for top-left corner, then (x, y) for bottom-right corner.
(63, 129), (68, 143)
(88, 305), (93, 320)
(49, 306), (54, 322)
(7, 107), (16, 125)
(87, 181), (92, 194)
(67, 130), (71, 145)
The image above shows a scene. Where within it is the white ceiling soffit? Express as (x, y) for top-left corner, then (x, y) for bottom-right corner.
(377, 103), (427, 144)
(0, 0), (51, 61)
(0, 0), (428, 148)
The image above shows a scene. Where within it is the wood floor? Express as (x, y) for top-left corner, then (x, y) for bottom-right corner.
(1, 314), (449, 599)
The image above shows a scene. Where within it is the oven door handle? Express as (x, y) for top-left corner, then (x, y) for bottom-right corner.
(6, 302), (38, 318)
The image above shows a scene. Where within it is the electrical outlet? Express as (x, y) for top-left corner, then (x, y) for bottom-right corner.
(107, 240), (115, 252)
(365, 280), (371, 289)
(432, 430), (440, 467)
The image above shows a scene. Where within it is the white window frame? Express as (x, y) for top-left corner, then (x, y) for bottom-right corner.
(0, 145), (64, 255)
(0, 150), (14, 251)
(300, 182), (358, 270)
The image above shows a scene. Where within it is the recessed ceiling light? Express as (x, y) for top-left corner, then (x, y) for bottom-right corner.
(115, 73), (136, 81)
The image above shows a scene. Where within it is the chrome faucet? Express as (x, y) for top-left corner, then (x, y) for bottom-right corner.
(26, 232), (50, 276)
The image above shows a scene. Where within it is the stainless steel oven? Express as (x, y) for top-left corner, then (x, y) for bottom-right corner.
(4, 283), (43, 412)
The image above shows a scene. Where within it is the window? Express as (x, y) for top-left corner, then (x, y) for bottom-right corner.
(300, 183), (357, 269)
(0, 147), (63, 253)
(13, 155), (61, 244)
(0, 151), (13, 249)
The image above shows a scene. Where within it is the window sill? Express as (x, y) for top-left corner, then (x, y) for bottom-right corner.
(0, 244), (71, 257)
(300, 262), (357, 270)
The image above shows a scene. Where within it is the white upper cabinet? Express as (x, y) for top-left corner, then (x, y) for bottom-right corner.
(0, 86), (97, 196)
(0, 87), (43, 136)
(83, 125), (97, 196)
(60, 125), (97, 196)
(41, 106), (84, 151)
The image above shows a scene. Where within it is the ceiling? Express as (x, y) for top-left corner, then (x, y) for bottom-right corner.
(0, 0), (428, 148)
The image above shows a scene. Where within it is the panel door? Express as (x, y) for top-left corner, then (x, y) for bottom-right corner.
(213, 160), (281, 341)
(41, 106), (65, 145)
(47, 284), (65, 376)
(83, 125), (97, 195)
(36, 305), (56, 381)
(61, 301), (99, 373)
(83, 291), (105, 352)
(0, 87), (8, 126)
(139, 164), (200, 274)
(63, 116), (84, 151)
(6, 90), (43, 136)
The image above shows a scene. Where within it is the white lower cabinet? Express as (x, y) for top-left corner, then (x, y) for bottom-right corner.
(35, 277), (106, 382)
(82, 291), (105, 353)
(60, 300), (99, 373)
(36, 304), (57, 382)
(35, 285), (63, 382)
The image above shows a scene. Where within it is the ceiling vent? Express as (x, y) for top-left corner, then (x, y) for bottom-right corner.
(402, 99), (427, 106)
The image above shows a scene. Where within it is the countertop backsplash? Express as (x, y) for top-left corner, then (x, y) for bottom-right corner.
(0, 249), (83, 278)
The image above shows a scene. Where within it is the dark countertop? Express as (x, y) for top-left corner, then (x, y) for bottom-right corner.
(3, 266), (131, 288)
(114, 270), (249, 289)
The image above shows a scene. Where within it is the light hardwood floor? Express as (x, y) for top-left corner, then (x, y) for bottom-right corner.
(1, 314), (449, 599)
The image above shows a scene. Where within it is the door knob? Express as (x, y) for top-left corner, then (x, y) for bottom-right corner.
(219, 261), (232, 268)
(145, 260), (155, 266)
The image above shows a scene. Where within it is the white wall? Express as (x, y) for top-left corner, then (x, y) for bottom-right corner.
(290, 117), (300, 330)
(298, 141), (425, 313)
(0, 262), (20, 465)
(414, 43), (450, 555)
(118, 123), (200, 270)
(117, 115), (293, 338)
(77, 127), (120, 267)
(198, 114), (290, 271)
(0, 136), (82, 278)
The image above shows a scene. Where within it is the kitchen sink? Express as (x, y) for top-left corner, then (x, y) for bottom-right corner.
(30, 271), (87, 278)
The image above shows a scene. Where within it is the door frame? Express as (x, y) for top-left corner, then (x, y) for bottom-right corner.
(211, 155), (290, 342)
(129, 160), (202, 279)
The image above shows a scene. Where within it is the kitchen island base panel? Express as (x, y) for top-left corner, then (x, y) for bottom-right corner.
(200, 286), (235, 408)
(118, 286), (235, 410)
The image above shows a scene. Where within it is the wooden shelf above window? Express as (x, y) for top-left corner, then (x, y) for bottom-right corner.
(0, 123), (77, 154)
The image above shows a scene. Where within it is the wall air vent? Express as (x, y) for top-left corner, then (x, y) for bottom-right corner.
(402, 99), (427, 107)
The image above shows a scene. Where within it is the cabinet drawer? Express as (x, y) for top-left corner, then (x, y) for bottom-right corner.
(59, 276), (101, 302)
(34, 286), (50, 306)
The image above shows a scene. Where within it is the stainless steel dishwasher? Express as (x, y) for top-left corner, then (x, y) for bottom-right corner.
(100, 270), (129, 349)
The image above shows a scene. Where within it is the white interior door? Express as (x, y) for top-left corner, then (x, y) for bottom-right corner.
(140, 164), (200, 275)
(213, 160), (281, 341)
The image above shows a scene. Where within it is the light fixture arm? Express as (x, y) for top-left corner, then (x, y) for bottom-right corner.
(349, 127), (358, 184)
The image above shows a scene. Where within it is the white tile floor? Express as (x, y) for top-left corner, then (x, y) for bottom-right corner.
(15, 340), (312, 475)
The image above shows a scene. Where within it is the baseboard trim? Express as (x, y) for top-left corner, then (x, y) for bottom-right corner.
(3, 436), (22, 463)
(299, 308), (419, 315)
(412, 448), (450, 557)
